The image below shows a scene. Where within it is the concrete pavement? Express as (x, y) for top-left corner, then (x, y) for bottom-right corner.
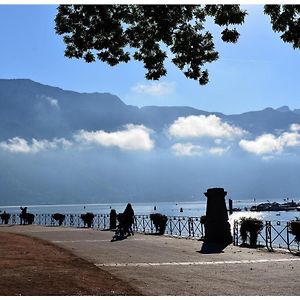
(1, 224), (300, 296)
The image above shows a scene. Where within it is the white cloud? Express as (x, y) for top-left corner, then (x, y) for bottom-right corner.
(239, 130), (300, 155)
(0, 137), (71, 154)
(290, 123), (300, 132)
(38, 95), (60, 109)
(168, 115), (246, 139)
(171, 143), (229, 157)
(208, 146), (230, 156)
(74, 124), (154, 151)
(171, 143), (204, 156)
(239, 134), (281, 155)
(47, 97), (59, 109)
(132, 81), (175, 96)
(0, 125), (154, 154)
(214, 139), (223, 145)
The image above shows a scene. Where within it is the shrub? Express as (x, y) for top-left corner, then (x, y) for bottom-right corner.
(27, 213), (35, 225)
(52, 213), (65, 226)
(81, 212), (95, 228)
(150, 213), (168, 235)
(240, 217), (263, 247)
(0, 212), (10, 224)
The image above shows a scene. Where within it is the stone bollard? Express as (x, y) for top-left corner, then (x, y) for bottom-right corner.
(201, 188), (232, 253)
(110, 209), (117, 230)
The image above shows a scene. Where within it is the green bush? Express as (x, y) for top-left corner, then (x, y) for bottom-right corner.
(240, 217), (263, 247)
(150, 213), (168, 235)
(52, 213), (65, 226)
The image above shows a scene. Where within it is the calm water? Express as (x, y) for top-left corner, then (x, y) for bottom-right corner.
(1, 197), (299, 225)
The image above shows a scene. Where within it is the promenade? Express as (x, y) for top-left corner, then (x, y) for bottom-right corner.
(1, 224), (300, 296)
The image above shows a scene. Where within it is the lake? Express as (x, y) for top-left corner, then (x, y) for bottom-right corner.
(1, 197), (299, 225)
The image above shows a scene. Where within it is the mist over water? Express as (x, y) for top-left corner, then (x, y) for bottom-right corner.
(1, 147), (300, 207)
(1, 80), (300, 209)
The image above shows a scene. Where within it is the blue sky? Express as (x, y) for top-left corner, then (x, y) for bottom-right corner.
(0, 4), (300, 114)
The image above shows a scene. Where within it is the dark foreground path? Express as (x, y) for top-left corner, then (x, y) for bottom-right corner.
(0, 231), (140, 296)
(1, 225), (300, 296)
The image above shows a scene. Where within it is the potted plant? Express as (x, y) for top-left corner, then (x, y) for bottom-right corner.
(81, 212), (95, 228)
(150, 213), (168, 235)
(240, 217), (263, 248)
(0, 211), (10, 224)
(26, 213), (35, 225)
(52, 213), (65, 226)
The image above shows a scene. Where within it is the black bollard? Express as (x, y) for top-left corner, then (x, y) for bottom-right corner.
(110, 209), (117, 230)
(201, 188), (232, 253)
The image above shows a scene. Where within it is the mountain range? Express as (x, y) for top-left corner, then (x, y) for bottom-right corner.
(1, 78), (300, 140)
(1, 78), (300, 205)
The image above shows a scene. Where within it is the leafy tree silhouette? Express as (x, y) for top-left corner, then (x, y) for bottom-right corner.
(55, 5), (300, 85)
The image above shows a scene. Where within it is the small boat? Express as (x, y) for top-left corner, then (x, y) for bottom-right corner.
(232, 208), (242, 212)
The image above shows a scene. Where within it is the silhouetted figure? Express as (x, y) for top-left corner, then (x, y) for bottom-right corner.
(122, 203), (135, 236)
(20, 207), (27, 225)
(111, 213), (127, 241)
(111, 204), (135, 241)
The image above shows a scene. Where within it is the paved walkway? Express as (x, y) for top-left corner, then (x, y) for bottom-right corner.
(1, 225), (300, 296)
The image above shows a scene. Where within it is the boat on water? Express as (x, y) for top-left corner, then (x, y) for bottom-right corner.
(232, 208), (242, 212)
(250, 200), (300, 212)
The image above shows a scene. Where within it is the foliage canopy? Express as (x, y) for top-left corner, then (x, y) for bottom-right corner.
(55, 5), (300, 85)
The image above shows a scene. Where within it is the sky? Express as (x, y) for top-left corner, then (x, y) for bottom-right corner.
(0, 4), (300, 114)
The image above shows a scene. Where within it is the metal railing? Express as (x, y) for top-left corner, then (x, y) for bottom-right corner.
(233, 220), (300, 254)
(134, 215), (205, 238)
(2, 213), (205, 239)
(2, 213), (299, 255)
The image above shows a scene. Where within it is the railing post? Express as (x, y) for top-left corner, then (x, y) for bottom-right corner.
(265, 221), (273, 251)
(169, 218), (173, 235)
(178, 218), (182, 236)
(133, 216), (137, 232)
(287, 221), (291, 252)
(97, 214), (100, 229)
(103, 214), (106, 229)
(233, 220), (239, 246)
(142, 216), (145, 232)
(188, 218), (193, 237)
